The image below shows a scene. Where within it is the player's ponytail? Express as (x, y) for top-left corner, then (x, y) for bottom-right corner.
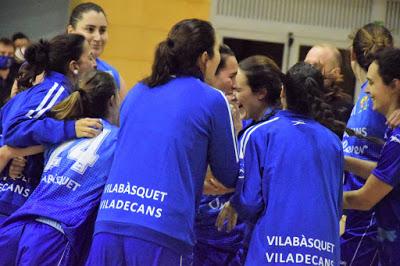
(143, 40), (174, 87)
(142, 18), (216, 88)
(284, 62), (344, 135)
(51, 91), (84, 120)
(24, 39), (50, 70)
(23, 39), (50, 86)
(51, 71), (117, 120)
(14, 62), (41, 93)
(351, 22), (393, 71)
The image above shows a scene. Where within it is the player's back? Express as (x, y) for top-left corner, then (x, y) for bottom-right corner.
(238, 110), (343, 265)
(95, 77), (239, 255)
(7, 120), (118, 253)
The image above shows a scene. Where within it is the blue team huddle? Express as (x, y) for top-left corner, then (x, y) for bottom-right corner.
(0, 2), (400, 266)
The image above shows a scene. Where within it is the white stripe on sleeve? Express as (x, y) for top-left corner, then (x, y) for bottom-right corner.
(25, 82), (59, 118)
(34, 85), (66, 118)
(240, 117), (279, 158)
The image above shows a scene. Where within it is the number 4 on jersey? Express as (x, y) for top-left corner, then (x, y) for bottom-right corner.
(44, 128), (110, 175)
(68, 129), (111, 174)
(44, 141), (73, 172)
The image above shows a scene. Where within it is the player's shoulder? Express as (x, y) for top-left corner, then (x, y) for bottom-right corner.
(101, 120), (119, 143)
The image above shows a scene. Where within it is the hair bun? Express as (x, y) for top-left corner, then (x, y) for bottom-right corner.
(166, 38), (174, 48)
(24, 39), (50, 70)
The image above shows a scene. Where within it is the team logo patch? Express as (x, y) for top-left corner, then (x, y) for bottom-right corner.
(390, 135), (400, 144)
(377, 227), (397, 242)
(292, 120), (306, 126)
(359, 95), (369, 112)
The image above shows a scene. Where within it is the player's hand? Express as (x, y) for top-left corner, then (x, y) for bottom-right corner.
(216, 201), (238, 233)
(0, 146), (13, 173)
(340, 215), (347, 236)
(75, 118), (103, 138)
(9, 157), (26, 180)
(203, 176), (235, 195)
(386, 109), (400, 129)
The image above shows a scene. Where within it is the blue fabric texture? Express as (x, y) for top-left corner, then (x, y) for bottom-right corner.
(94, 77), (239, 255)
(341, 82), (385, 265)
(231, 110), (343, 265)
(4, 121), (118, 260)
(0, 71), (75, 217)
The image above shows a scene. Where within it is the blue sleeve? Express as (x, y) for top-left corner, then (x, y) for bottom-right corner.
(372, 133), (400, 187)
(5, 117), (76, 147)
(3, 87), (76, 147)
(230, 131), (264, 221)
(208, 91), (239, 188)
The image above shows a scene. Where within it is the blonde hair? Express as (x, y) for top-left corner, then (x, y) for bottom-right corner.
(351, 23), (393, 71)
(52, 91), (84, 120)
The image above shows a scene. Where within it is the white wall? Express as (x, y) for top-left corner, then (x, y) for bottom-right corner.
(211, 0), (398, 100)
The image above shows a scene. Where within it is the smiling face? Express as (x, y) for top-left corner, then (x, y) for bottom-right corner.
(68, 10), (108, 58)
(234, 69), (267, 121)
(366, 61), (399, 117)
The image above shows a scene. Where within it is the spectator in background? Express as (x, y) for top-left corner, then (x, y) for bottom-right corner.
(0, 38), (16, 107)
(305, 44), (353, 136)
(11, 32), (30, 69)
(12, 32), (30, 50)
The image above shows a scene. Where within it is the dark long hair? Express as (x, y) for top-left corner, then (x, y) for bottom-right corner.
(51, 71), (117, 120)
(142, 18), (216, 88)
(284, 62), (385, 144)
(374, 47), (400, 85)
(239, 55), (283, 107)
(69, 2), (107, 28)
(24, 34), (86, 79)
(285, 62), (344, 133)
